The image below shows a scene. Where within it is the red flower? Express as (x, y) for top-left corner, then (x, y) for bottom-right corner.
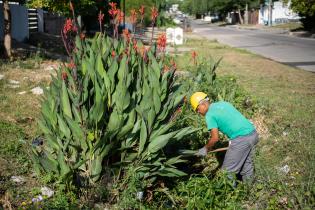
(151, 7), (158, 22)
(132, 39), (138, 51)
(63, 18), (73, 34)
(170, 59), (177, 70)
(163, 65), (170, 73)
(63, 18), (77, 35)
(139, 46), (146, 58)
(109, 2), (117, 9)
(191, 51), (197, 65)
(117, 9), (124, 24)
(109, 8), (118, 18)
(130, 9), (137, 24)
(111, 50), (116, 57)
(124, 48), (130, 56)
(72, 25), (78, 33)
(139, 5), (145, 25)
(98, 11), (104, 23)
(61, 71), (67, 80)
(122, 28), (130, 41)
(157, 33), (167, 51)
(67, 60), (76, 69)
(139, 5), (145, 17)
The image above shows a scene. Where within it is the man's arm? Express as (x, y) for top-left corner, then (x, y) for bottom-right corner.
(205, 128), (219, 150)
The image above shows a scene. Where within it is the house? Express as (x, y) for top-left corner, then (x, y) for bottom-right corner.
(259, 0), (300, 25)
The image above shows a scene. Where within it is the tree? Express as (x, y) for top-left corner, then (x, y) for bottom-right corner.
(2, 0), (11, 58)
(27, 0), (107, 17)
(180, 0), (259, 22)
(284, 0), (315, 31)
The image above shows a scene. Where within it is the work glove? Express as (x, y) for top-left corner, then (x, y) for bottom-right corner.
(195, 146), (208, 157)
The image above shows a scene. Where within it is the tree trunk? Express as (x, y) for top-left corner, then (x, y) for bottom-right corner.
(238, 9), (244, 25)
(3, 0), (12, 58)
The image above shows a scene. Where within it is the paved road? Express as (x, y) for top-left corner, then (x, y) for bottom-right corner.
(191, 20), (315, 72)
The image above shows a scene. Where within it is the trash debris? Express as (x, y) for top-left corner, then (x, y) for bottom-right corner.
(278, 165), (290, 174)
(41, 187), (54, 198)
(32, 195), (43, 203)
(18, 91), (27, 95)
(282, 131), (288, 136)
(136, 191), (144, 200)
(31, 87), (43, 95)
(9, 80), (20, 85)
(32, 136), (44, 146)
(8, 84), (20, 89)
(11, 176), (26, 183)
(279, 197), (288, 205)
(0, 74), (4, 80)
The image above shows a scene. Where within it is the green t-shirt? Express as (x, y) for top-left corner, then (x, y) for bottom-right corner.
(205, 101), (255, 140)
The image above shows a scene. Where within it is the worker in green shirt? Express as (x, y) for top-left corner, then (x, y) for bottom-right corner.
(190, 92), (259, 181)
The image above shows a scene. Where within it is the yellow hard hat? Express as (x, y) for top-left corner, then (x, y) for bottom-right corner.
(190, 92), (208, 111)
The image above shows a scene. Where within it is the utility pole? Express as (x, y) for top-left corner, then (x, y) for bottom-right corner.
(245, 3), (248, 25)
(268, 0), (272, 26)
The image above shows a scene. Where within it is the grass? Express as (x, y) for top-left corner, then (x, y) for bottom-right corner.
(0, 57), (60, 208)
(175, 36), (315, 208)
(272, 22), (303, 31)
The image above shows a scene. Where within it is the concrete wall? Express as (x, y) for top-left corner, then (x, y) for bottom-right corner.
(0, 3), (29, 42)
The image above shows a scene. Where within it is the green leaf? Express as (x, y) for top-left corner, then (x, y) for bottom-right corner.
(147, 131), (178, 154)
(57, 150), (71, 177)
(139, 118), (147, 155)
(57, 114), (71, 139)
(157, 167), (187, 177)
(61, 80), (73, 119)
(165, 156), (187, 165)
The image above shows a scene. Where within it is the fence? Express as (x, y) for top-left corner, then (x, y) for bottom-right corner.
(248, 10), (259, 25)
(0, 3), (29, 42)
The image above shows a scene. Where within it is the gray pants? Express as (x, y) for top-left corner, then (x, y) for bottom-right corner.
(222, 130), (259, 181)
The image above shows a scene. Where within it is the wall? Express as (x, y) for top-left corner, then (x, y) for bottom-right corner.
(0, 3), (29, 42)
(258, 1), (300, 25)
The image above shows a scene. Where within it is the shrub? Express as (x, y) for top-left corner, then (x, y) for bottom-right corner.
(32, 15), (197, 194)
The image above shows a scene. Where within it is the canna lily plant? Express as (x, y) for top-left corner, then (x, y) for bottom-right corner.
(31, 2), (197, 187)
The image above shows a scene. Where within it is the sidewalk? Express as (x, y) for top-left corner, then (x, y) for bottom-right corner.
(232, 24), (315, 39)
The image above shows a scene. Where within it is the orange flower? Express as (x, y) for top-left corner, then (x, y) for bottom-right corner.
(163, 65), (170, 73)
(132, 39), (138, 51)
(117, 9), (124, 24)
(157, 33), (167, 51)
(191, 51), (197, 65)
(61, 71), (67, 80)
(139, 46), (146, 58)
(122, 28), (130, 41)
(151, 7), (158, 22)
(111, 50), (116, 57)
(98, 11), (104, 23)
(170, 59), (177, 70)
(109, 2), (117, 9)
(139, 5), (145, 23)
(130, 9), (137, 24)
(63, 18), (73, 34)
(67, 60), (76, 69)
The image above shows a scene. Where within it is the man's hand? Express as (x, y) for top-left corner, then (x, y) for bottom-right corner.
(196, 146), (208, 157)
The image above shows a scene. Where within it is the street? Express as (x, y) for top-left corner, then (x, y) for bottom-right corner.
(191, 20), (315, 72)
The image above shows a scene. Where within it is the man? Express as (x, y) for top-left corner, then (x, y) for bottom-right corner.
(190, 92), (259, 181)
